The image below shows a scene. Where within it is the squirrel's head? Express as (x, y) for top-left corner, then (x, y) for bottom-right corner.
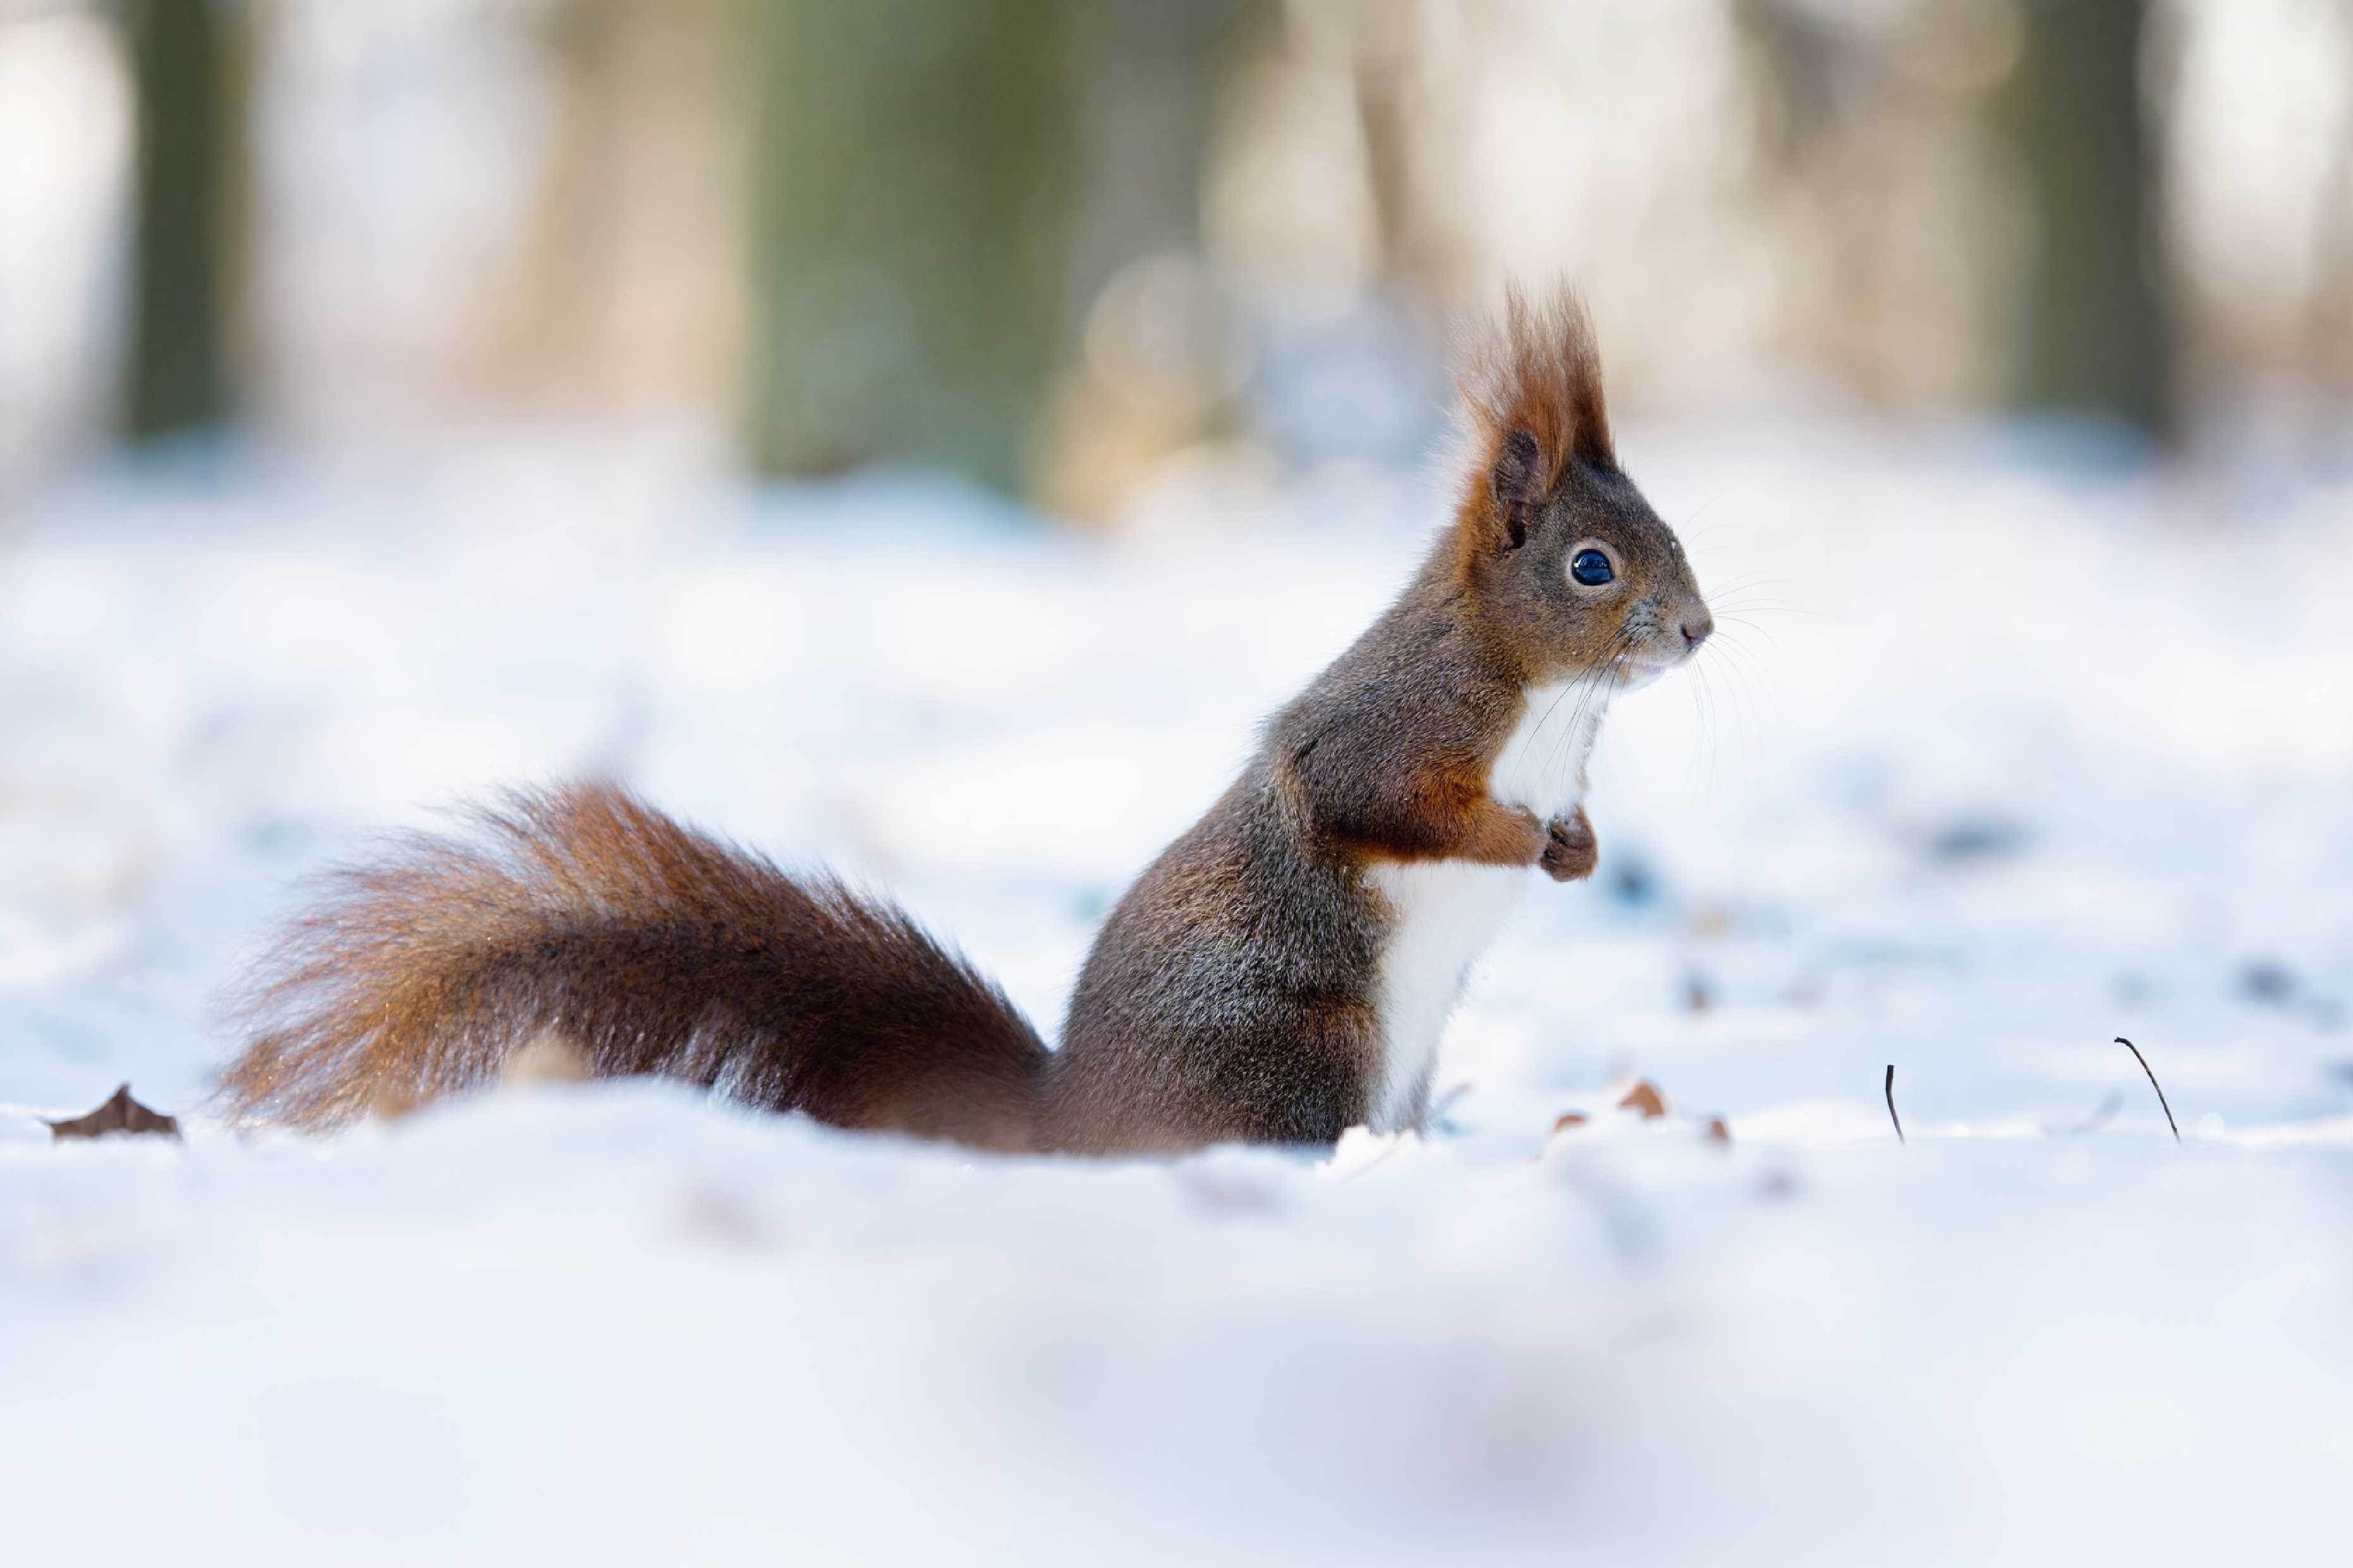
(1451, 288), (1711, 689)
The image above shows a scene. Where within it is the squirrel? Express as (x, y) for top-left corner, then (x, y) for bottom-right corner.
(221, 286), (1712, 1157)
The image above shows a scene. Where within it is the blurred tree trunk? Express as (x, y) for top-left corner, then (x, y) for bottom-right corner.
(1037, 0), (1253, 521)
(750, 0), (1079, 496)
(2308, 13), (2353, 411)
(497, 0), (745, 411)
(120, 0), (245, 443)
(1059, 0), (1246, 320)
(1734, 0), (2021, 412)
(502, 0), (629, 393)
(2007, 0), (2172, 442)
(1355, 0), (1459, 305)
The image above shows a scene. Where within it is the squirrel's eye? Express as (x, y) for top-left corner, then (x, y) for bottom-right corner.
(1570, 549), (1614, 586)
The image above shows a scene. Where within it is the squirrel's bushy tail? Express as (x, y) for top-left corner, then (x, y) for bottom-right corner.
(222, 783), (1047, 1150)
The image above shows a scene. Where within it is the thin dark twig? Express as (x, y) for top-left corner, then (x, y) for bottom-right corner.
(1884, 1064), (1904, 1145)
(2116, 1036), (2180, 1143)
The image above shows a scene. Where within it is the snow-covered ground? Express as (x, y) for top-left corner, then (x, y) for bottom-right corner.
(3, 426), (2350, 1564)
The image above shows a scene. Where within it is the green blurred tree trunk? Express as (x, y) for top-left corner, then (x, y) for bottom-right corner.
(1061, 0), (1246, 319)
(2009, 0), (2173, 442)
(750, 0), (1079, 496)
(120, 0), (244, 443)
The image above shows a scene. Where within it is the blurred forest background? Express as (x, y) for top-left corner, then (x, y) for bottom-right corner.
(3, 0), (2350, 513)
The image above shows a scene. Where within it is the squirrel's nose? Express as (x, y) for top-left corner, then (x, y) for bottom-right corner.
(1679, 609), (1714, 650)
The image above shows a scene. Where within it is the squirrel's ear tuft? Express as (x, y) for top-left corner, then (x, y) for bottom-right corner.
(1454, 285), (1614, 549)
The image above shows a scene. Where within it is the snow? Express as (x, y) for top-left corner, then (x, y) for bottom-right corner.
(3, 425), (2350, 1564)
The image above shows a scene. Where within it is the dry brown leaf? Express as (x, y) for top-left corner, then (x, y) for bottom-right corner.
(47, 1083), (179, 1142)
(1550, 1110), (1590, 1136)
(1617, 1080), (1669, 1119)
(1703, 1116), (1732, 1145)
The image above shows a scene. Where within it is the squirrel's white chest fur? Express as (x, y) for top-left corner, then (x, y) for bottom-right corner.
(1361, 680), (1603, 1133)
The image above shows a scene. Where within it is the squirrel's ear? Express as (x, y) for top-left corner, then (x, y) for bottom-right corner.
(1454, 285), (1615, 556)
(1490, 428), (1542, 550)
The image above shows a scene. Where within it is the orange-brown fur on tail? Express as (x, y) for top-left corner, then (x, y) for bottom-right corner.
(224, 784), (1045, 1150)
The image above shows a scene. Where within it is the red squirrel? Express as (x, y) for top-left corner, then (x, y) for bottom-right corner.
(222, 287), (1712, 1155)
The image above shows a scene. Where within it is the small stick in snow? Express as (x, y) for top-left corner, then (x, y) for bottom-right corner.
(1883, 1064), (1904, 1145)
(2115, 1036), (2180, 1144)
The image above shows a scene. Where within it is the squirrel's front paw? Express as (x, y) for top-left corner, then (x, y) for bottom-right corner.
(1540, 806), (1598, 883)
